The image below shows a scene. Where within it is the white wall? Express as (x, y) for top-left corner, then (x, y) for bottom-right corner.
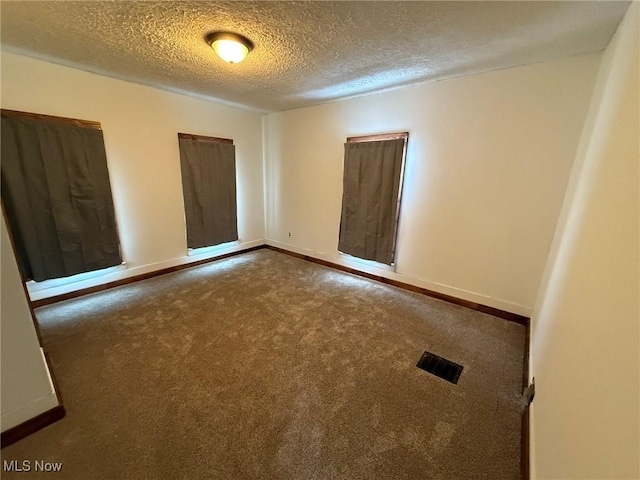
(0, 52), (266, 300)
(264, 54), (601, 315)
(530, 3), (639, 479)
(1, 216), (59, 431)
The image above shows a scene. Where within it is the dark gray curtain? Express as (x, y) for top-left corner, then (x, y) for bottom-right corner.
(179, 138), (238, 249)
(1, 114), (122, 282)
(338, 139), (405, 265)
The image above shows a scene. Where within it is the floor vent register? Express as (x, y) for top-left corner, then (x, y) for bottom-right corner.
(417, 351), (463, 384)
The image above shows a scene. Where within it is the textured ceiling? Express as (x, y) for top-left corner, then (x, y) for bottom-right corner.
(0, 1), (630, 112)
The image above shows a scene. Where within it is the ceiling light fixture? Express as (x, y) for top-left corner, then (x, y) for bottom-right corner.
(205, 31), (254, 64)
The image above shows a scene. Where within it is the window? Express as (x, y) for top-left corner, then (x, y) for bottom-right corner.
(177, 133), (238, 249)
(1, 109), (122, 282)
(338, 132), (408, 265)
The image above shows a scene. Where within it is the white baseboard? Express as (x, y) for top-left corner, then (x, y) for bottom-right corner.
(266, 239), (532, 317)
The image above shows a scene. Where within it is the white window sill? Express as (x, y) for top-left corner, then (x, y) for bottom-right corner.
(26, 262), (127, 293)
(338, 252), (396, 273)
(187, 240), (240, 257)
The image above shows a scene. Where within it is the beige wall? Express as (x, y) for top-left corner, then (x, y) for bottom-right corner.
(0, 52), (266, 300)
(1, 216), (59, 431)
(264, 54), (601, 315)
(530, 3), (639, 478)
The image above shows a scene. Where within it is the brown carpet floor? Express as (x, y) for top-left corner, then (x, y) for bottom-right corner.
(2, 249), (526, 479)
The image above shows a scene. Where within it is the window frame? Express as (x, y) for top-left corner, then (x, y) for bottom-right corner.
(1, 108), (102, 130)
(177, 132), (233, 145)
(177, 132), (238, 252)
(1, 108), (123, 282)
(341, 131), (409, 267)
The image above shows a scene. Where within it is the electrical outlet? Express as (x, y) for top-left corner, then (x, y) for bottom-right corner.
(524, 377), (535, 405)
(288, 232), (291, 237)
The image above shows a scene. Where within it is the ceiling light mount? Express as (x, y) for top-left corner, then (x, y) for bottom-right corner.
(205, 31), (254, 64)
